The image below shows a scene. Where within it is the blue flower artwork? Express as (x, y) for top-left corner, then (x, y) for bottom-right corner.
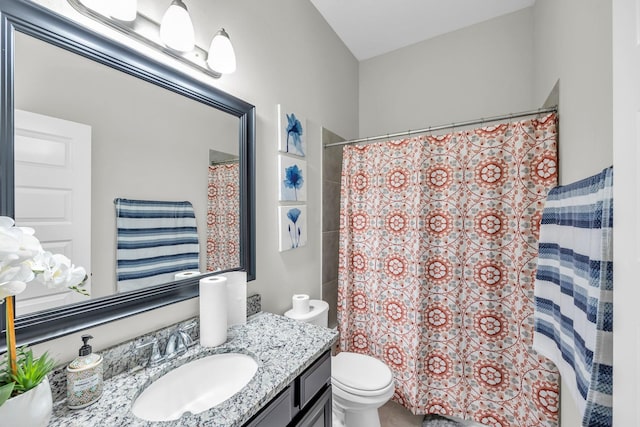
(284, 165), (304, 200)
(279, 155), (307, 201)
(279, 205), (307, 251)
(286, 113), (304, 156)
(278, 104), (306, 157)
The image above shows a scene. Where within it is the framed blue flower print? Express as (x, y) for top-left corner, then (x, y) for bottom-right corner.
(277, 104), (306, 157)
(278, 205), (307, 251)
(279, 155), (307, 201)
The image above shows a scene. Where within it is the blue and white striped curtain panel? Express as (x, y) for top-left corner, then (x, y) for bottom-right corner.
(534, 166), (614, 427)
(114, 198), (200, 292)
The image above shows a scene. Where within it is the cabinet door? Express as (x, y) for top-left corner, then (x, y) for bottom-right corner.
(245, 385), (294, 427)
(297, 351), (331, 410)
(293, 385), (332, 427)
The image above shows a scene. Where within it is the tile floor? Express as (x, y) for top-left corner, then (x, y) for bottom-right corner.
(378, 401), (486, 427)
(379, 401), (423, 427)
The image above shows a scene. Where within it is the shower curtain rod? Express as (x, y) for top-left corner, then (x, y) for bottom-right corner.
(324, 105), (558, 148)
(210, 158), (239, 166)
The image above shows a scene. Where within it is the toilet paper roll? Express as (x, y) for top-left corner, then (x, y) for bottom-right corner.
(174, 270), (201, 280)
(292, 294), (310, 315)
(199, 276), (228, 347)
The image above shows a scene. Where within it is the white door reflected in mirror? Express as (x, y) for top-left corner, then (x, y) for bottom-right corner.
(14, 109), (92, 315)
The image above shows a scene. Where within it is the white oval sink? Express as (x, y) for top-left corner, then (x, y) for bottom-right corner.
(131, 353), (258, 422)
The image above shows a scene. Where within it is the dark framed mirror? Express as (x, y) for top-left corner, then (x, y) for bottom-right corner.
(0, 0), (255, 349)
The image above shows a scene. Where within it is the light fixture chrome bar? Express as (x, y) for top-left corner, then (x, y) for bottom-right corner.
(325, 106), (558, 148)
(67, 0), (222, 79)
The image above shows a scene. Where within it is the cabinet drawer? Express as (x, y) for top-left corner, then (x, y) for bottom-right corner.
(246, 384), (294, 427)
(292, 385), (332, 427)
(297, 350), (331, 409)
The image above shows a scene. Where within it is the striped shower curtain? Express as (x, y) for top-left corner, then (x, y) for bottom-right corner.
(206, 163), (240, 271)
(337, 113), (560, 426)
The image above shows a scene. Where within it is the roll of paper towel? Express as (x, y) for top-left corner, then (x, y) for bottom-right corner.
(174, 270), (201, 280)
(224, 271), (247, 326)
(292, 294), (310, 314)
(199, 276), (228, 347)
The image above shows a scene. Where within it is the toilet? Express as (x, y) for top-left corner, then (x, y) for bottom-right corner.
(284, 300), (395, 427)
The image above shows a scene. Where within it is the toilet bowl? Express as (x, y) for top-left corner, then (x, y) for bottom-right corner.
(284, 300), (395, 427)
(331, 351), (395, 427)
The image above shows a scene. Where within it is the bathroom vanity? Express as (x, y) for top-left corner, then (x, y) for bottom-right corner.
(46, 313), (337, 426)
(246, 350), (332, 426)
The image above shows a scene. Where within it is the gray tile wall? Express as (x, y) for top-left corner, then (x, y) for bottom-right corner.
(322, 128), (344, 329)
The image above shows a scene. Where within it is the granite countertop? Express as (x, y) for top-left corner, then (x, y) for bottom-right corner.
(48, 312), (338, 427)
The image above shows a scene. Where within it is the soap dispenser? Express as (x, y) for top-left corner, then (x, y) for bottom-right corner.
(66, 334), (104, 409)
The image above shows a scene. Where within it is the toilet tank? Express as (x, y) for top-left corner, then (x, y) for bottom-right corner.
(284, 299), (329, 327)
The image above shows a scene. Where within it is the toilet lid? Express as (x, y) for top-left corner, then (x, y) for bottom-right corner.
(331, 352), (393, 392)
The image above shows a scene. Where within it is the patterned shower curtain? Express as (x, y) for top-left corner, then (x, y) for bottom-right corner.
(206, 163), (240, 271)
(337, 114), (560, 426)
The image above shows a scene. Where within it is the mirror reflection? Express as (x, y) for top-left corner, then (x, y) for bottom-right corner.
(13, 31), (240, 315)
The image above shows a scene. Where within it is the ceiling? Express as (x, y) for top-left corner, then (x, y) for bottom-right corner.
(310, 0), (535, 61)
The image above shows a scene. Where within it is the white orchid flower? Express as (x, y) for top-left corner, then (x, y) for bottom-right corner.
(0, 262), (35, 285)
(0, 280), (27, 301)
(31, 252), (87, 290)
(0, 218), (41, 290)
(0, 217), (42, 266)
(0, 216), (88, 298)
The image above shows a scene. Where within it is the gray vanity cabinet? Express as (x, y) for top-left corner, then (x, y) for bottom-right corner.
(246, 350), (332, 427)
(292, 386), (332, 427)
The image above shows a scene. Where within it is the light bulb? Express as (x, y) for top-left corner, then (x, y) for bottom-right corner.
(207, 29), (236, 74)
(110, 0), (137, 22)
(160, 0), (195, 52)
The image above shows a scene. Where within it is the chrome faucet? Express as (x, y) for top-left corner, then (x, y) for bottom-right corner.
(135, 337), (164, 367)
(164, 328), (193, 359)
(135, 322), (196, 367)
(164, 321), (196, 360)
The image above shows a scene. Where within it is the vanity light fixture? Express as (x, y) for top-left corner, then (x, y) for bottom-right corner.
(110, 0), (137, 22)
(207, 29), (236, 74)
(159, 0), (195, 52)
(67, 0), (236, 79)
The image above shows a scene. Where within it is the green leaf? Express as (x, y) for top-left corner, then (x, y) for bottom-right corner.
(8, 347), (55, 394)
(0, 382), (14, 407)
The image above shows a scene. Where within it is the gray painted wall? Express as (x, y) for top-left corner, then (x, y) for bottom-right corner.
(359, 8), (535, 137)
(533, 0), (613, 185)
